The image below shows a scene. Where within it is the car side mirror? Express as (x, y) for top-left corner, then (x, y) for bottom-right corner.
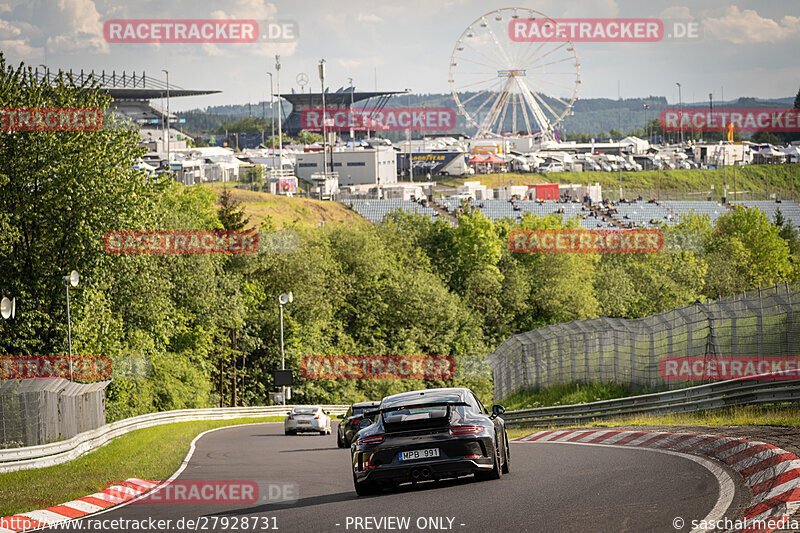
(490, 404), (505, 418)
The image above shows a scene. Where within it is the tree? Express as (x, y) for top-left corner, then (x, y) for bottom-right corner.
(0, 55), (158, 356)
(703, 206), (796, 298)
(217, 188), (251, 231)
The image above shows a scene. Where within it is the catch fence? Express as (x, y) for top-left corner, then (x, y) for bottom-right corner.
(486, 282), (800, 400)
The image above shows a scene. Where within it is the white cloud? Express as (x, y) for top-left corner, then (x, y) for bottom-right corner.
(338, 58), (361, 69)
(356, 13), (382, 23)
(0, 0), (108, 57)
(210, 0), (277, 20)
(705, 6), (800, 44)
(660, 6), (694, 20)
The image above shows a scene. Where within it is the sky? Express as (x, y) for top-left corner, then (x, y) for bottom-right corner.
(0, 0), (798, 111)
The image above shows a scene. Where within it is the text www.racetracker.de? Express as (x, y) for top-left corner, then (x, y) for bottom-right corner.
(16, 516), (279, 531)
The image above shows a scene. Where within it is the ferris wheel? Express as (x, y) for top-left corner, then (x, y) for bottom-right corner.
(448, 7), (581, 141)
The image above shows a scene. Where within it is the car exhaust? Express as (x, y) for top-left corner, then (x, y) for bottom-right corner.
(411, 468), (421, 480)
(420, 467), (432, 479)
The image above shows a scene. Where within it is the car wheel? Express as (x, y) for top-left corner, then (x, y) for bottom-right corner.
(353, 473), (380, 496)
(475, 432), (502, 481)
(337, 433), (345, 448)
(284, 430), (294, 436)
(502, 431), (511, 474)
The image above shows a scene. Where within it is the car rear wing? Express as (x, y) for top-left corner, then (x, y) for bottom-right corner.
(364, 401), (469, 419)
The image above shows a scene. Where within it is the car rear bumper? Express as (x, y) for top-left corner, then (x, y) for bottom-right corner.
(355, 457), (492, 484)
(285, 422), (326, 432)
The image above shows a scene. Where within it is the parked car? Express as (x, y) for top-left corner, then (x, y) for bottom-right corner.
(337, 401), (381, 448)
(538, 162), (565, 173)
(284, 406), (331, 435)
(351, 387), (509, 496)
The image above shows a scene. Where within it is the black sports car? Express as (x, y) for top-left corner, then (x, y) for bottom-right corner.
(336, 400), (381, 448)
(350, 387), (509, 496)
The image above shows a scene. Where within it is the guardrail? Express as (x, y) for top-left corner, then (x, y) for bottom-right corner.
(500, 374), (800, 428)
(0, 405), (348, 473)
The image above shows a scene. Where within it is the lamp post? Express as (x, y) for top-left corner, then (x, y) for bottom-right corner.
(642, 103), (649, 142)
(267, 72), (275, 154)
(275, 56), (283, 170)
(348, 77), (355, 145)
(162, 70), (170, 174)
(676, 82), (683, 145)
(406, 89), (413, 182)
(63, 271), (79, 381)
(0, 297), (15, 320)
(319, 60), (328, 190)
(278, 292), (293, 405)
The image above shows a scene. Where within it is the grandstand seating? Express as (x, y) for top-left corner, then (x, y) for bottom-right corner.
(342, 199), (439, 223)
(440, 199), (615, 228)
(661, 201), (727, 225)
(730, 200), (800, 228)
(606, 202), (679, 228)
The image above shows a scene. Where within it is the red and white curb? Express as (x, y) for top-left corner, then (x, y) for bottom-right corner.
(516, 429), (800, 533)
(0, 478), (157, 532)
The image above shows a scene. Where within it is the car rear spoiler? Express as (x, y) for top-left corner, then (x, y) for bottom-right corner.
(364, 401), (469, 419)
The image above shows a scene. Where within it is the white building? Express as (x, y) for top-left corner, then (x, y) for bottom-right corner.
(295, 149), (396, 187)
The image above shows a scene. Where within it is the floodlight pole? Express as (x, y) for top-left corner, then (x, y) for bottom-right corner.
(276, 56), (283, 169)
(279, 301), (285, 405)
(162, 70), (170, 175)
(63, 276), (74, 380)
(267, 72), (275, 153)
(406, 89), (413, 182)
(319, 60), (328, 192)
(676, 82), (683, 144)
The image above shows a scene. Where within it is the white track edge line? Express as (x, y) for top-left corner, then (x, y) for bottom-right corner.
(26, 421), (281, 532)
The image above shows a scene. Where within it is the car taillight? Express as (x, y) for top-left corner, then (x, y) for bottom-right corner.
(287, 415), (293, 420)
(450, 426), (483, 436)
(351, 417), (362, 426)
(357, 434), (385, 445)
(314, 414), (320, 419)
(465, 454), (481, 459)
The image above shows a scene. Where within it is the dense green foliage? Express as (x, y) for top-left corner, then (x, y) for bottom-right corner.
(2, 55), (799, 419)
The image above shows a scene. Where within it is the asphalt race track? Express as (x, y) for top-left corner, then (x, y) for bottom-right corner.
(60, 422), (750, 533)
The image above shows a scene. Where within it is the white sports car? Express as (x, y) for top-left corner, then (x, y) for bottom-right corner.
(284, 406), (332, 435)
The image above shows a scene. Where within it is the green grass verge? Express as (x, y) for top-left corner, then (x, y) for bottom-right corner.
(0, 416), (283, 517)
(500, 381), (651, 411)
(506, 405), (800, 439)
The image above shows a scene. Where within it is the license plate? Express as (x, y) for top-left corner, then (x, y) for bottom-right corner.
(299, 421), (310, 425)
(399, 448), (440, 461)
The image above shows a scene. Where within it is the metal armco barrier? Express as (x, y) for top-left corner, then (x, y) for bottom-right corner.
(0, 405), (348, 473)
(500, 374), (800, 427)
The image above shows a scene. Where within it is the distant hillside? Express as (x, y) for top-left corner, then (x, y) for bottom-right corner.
(204, 183), (368, 229)
(178, 94), (795, 138)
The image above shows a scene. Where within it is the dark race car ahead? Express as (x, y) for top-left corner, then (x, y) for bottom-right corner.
(350, 387), (509, 496)
(337, 401), (381, 448)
